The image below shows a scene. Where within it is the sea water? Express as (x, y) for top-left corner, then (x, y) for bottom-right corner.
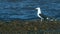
(0, 0), (60, 21)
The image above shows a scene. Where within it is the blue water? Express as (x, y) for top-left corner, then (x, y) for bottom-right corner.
(0, 0), (60, 20)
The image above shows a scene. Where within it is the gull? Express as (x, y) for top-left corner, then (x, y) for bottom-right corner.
(36, 7), (49, 21)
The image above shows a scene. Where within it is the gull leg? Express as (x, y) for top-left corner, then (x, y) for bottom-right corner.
(41, 18), (43, 22)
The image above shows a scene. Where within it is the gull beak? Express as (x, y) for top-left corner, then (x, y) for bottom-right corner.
(35, 8), (38, 10)
(35, 7), (40, 9)
(35, 8), (37, 9)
